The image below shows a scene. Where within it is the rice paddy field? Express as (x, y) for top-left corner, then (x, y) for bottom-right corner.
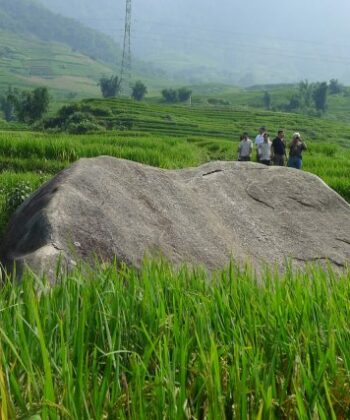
(1, 98), (350, 418)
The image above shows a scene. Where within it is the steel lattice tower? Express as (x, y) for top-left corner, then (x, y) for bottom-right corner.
(120, 0), (132, 92)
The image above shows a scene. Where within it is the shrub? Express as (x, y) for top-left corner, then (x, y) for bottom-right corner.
(178, 87), (192, 102)
(207, 98), (230, 106)
(67, 121), (105, 134)
(15, 87), (50, 123)
(328, 79), (344, 95)
(5, 181), (33, 214)
(114, 118), (133, 130)
(58, 104), (80, 119)
(1, 86), (49, 123)
(81, 105), (113, 117)
(162, 87), (192, 103)
(99, 75), (121, 98)
(0, 86), (16, 121)
(162, 89), (178, 103)
(131, 81), (148, 101)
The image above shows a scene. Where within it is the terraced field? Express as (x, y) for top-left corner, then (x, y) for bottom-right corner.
(0, 31), (114, 99)
(1, 97), (350, 236)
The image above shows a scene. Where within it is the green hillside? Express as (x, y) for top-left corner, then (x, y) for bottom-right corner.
(0, 0), (122, 65)
(0, 0), (124, 98)
(0, 31), (116, 99)
(186, 83), (350, 124)
(0, 0), (169, 99)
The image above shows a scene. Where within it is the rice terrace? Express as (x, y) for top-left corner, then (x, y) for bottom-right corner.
(2, 0), (350, 418)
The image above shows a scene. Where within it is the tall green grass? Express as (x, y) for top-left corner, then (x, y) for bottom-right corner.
(1, 94), (350, 419)
(0, 125), (350, 232)
(0, 260), (350, 418)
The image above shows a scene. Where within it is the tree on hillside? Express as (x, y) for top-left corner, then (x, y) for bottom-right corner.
(312, 82), (328, 112)
(284, 80), (329, 114)
(12, 87), (50, 123)
(131, 81), (147, 101)
(0, 86), (17, 121)
(177, 87), (192, 102)
(298, 80), (313, 109)
(99, 75), (121, 98)
(263, 91), (271, 110)
(161, 88), (178, 103)
(329, 79), (344, 95)
(285, 94), (301, 112)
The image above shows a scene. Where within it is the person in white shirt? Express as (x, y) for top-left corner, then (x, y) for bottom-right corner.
(255, 126), (266, 162)
(238, 132), (253, 161)
(258, 132), (272, 165)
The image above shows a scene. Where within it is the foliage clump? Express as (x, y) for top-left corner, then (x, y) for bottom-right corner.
(99, 75), (121, 98)
(0, 86), (49, 123)
(2, 181), (34, 215)
(131, 80), (148, 101)
(162, 87), (192, 103)
(40, 102), (132, 133)
(207, 98), (230, 106)
(283, 80), (332, 114)
(328, 78), (344, 95)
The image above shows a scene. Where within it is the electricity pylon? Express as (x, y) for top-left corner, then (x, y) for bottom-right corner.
(120, 0), (132, 93)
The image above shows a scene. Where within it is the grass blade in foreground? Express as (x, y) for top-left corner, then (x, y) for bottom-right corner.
(0, 260), (349, 418)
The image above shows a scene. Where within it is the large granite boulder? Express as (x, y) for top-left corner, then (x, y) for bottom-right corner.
(1, 157), (350, 279)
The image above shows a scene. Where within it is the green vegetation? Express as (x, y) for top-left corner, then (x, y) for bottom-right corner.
(190, 82), (350, 123)
(99, 75), (121, 99)
(1, 86), (50, 123)
(1, 97), (350, 233)
(162, 87), (192, 103)
(1, 96), (350, 418)
(0, 0), (121, 65)
(1, 260), (350, 418)
(0, 30), (115, 99)
(131, 81), (148, 101)
(0, 1), (167, 100)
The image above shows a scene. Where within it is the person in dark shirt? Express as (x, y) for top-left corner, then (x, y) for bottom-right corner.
(288, 132), (307, 169)
(271, 130), (286, 166)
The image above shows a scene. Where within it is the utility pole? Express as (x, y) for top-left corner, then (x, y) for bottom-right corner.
(120, 0), (132, 93)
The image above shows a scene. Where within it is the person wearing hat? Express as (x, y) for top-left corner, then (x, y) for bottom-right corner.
(288, 132), (307, 169)
(255, 126), (266, 163)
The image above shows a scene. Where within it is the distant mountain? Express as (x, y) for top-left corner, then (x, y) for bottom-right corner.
(0, 0), (168, 98)
(0, 0), (121, 65)
(36, 0), (350, 86)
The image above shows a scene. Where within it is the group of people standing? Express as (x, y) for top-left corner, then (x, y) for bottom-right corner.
(238, 127), (307, 169)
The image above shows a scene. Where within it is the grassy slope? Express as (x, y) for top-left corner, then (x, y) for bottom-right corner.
(188, 83), (350, 123)
(0, 31), (116, 99)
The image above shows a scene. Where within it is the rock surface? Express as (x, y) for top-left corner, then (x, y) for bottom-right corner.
(1, 157), (350, 279)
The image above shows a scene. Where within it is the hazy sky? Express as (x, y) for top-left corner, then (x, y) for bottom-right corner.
(38, 0), (350, 84)
(131, 0), (350, 42)
(40, 0), (350, 42)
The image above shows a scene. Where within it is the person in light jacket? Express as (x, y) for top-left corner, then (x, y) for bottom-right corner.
(238, 132), (253, 161)
(258, 132), (272, 165)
